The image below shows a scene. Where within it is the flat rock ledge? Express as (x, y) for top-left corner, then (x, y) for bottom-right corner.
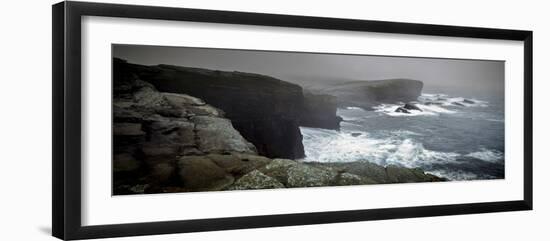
(119, 152), (446, 194)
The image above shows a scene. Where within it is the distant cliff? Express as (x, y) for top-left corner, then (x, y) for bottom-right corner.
(300, 92), (342, 130)
(323, 79), (424, 109)
(114, 58), (312, 159)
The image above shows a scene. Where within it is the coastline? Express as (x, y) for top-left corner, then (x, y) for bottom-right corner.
(112, 57), (502, 195)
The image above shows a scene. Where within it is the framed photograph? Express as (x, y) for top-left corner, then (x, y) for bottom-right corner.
(52, 1), (533, 240)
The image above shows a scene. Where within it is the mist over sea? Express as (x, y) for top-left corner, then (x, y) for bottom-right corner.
(300, 89), (505, 181)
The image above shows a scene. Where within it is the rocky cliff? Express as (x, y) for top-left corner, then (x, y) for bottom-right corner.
(324, 79), (424, 109)
(112, 72), (261, 193)
(112, 72), (444, 195)
(114, 58), (306, 159)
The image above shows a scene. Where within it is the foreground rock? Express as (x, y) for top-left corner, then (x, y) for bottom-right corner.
(323, 79), (424, 109)
(118, 150), (446, 194)
(112, 66), (257, 194)
(228, 170), (285, 190)
(226, 159), (445, 192)
(307, 162), (445, 183)
(259, 159), (337, 187)
(171, 157), (445, 193)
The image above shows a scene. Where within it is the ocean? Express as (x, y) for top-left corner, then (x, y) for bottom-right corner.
(299, 92), (505, 181)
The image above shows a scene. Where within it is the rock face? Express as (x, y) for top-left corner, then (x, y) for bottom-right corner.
(112, 63), (257, 194)
(177, 156), (235, 191)
(394, 102), (423, 114)
(228, 170), (285, 190)
(300, 92), (343, 130)
(324, 79), (424, 109)
(114, 58), (305, 159)
(223, 159), (445, 191)
(259, 159), (337, 187)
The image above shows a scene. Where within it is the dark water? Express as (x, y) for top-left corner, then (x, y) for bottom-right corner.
(300, 92), (505, 180)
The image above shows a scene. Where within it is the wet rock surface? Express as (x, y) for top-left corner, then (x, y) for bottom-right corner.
(112, 67), (258, 194)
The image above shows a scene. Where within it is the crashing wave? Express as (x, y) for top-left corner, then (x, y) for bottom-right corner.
(418, 93), (488, 107)
(299, 127), (460, 168)
(373, 103), (456, 116)
(372, 93), (488, 117)
(299, 126), (504, 180)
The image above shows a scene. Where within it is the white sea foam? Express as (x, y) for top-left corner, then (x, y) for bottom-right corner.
(465, 148), (504, 163)
(299, 127), (460, 168)
(372, 103), (455, 116)
(372, 93), (488, 117)
(419, 93), (488, 107)
(372, 103), (434, 116)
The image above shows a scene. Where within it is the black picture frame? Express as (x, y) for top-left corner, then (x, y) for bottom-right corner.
(52, 1), (533, 240)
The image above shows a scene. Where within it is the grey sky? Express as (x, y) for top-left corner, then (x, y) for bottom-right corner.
(113, 44), (504, 97)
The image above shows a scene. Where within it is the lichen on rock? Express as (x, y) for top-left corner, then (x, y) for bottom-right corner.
(227, 170), (285, 190)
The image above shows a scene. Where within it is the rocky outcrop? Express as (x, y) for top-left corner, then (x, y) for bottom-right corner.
(114, 58), (305, 159)
(300, 91), (343, 130)
(323, 79), (424, 109)
(404, 103), (422, 111)
(224, 158), (445, 192)
(259, 159), (337, 187)
(307, 161), (445, 183)
(145, 156), (445, 194)
(112, 69), (257, 194)
(394, 102), (423, 114)
(395, 107), (411, 114)
(228, 170), (285, 190)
